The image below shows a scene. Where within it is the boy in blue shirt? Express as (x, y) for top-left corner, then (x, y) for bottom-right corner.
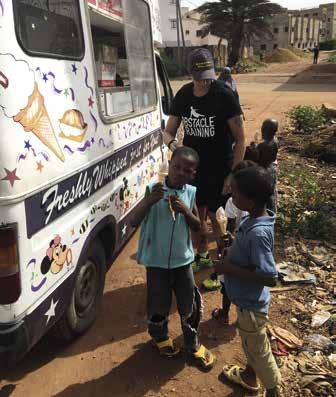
(132, 146), (215, 370)
(215, 166), (281, 397)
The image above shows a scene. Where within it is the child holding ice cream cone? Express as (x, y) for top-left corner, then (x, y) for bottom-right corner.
(132, 146), (215, 370)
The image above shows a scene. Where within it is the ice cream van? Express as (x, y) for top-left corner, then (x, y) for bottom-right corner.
(0, 0), (173, 365)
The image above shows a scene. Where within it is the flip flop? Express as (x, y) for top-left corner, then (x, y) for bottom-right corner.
(222, 365), (260, 392)
(152, 338), (180, 357)
(190, 345), (216, 371)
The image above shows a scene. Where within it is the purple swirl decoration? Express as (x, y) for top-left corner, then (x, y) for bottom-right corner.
(17, 153), (28, 162)
(31, 277), (47, 292)
(78, 140), (91, 152)
(64, 145), (75, 154)
(90, 111), (98, 132)
(35, 68), (75, 101)
(27, 258), (36, 268)
(72, 238), (80, 245)
(84, 67), (94, 96)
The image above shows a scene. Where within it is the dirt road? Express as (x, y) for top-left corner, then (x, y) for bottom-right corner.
(1, 67), (336, 397)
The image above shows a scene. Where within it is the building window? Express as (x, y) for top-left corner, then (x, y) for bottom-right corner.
(304, 13), (309, 17)
(313, 13), (318, 16)
(327, 30), (330, 34)
(261, 44), (267, 50)
(328, 18), (331, 22)
(306, 28), (309, 33)
(273, 27), (279, 34)
(273, 44), (278, 49)
(170, 19), (177, 29)
(298, 43), (301, 48)
(285, 26), (289, 32)
(292, 27), (295, 32)
(185, 30), (190, 35)
(196, 30), (203, 37)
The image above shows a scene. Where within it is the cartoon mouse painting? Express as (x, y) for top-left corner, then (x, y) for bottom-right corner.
(41, 235), (72, 275)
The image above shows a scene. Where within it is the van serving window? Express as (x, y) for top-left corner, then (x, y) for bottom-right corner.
(13, 0), (84, 59)
(90, 0), (156, 119)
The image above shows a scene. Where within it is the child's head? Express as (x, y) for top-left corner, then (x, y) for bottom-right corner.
(231, 166), (275, 212)
(261, 118), (278, 141)
(168, 146), (199, 188)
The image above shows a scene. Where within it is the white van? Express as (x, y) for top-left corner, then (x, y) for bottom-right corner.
(0, 0), (173, 365)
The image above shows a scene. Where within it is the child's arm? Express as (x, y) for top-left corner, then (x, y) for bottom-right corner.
(215, 257), (277, 287)
(169, 196), (201, 232)
(130, 183), (165, 227)
(215, 233), (278, 287)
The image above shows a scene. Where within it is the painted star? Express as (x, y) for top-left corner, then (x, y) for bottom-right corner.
(42, 73), (48, 82)
(45, 299), (58, 325)
(121, 224), (127, 237)
(64, 88), (69, 98)
(2, 168), (20, 187)
(88, 96), (94, 108)
(71, 63), (78, 74)
(24, 140), (32, 150)
(91, 137), (95, 144)
(36, 161), (44, 172)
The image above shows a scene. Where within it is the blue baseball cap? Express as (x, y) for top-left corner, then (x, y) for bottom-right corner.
(187, 48), (216, 81)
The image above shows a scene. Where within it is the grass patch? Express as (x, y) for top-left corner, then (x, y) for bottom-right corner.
(277, 166), (334, 241)
(327, 52), (336, 64)
(286, 105), (327, 134)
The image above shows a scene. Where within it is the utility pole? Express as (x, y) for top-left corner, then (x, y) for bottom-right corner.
(176, 0), (182, 72)
(177, 0), (186, 71)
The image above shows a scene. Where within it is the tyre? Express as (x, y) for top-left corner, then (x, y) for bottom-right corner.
(53, 239), (106, 340)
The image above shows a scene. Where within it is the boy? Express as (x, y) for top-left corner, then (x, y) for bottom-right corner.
(132, 146), (215, 370)
(215, 166), (280, 397)
(258, 118), (279, 212)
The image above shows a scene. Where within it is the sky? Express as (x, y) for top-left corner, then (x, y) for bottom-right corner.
(181, 0), (335, 10)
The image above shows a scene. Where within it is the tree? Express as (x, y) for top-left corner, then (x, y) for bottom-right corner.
(198, 0), (283, 66)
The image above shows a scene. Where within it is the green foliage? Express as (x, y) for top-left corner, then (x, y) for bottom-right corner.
(231, 57), (266, 73)
(319, 39), (336, 50)
(160, 52), (180, 78)
(286, 105), (327, 134)
(198, 0), (283, 65)
(327, 52), (336, 64)
(277, 167), (333, 241)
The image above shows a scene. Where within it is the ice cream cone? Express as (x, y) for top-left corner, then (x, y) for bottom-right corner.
(14, 83), (65, 161)
(216, 206), (227, 235)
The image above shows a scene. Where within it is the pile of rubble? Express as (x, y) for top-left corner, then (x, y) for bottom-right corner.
(271, 239), (336, 396)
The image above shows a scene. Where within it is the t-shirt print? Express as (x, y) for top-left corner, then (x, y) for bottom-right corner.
(182, 106), (216, 138)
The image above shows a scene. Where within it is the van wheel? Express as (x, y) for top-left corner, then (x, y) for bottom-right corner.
(53, 239), (106, 341)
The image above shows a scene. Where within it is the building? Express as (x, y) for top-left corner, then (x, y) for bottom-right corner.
(253, 2), (336, 56)
(157, 1), (222, 47)
(157, 0), (227, 67)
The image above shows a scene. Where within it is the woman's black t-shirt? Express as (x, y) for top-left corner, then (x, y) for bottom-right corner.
(169, 81), (241, 174)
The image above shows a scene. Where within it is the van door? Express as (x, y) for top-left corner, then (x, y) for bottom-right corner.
(155, 54), (173, 131)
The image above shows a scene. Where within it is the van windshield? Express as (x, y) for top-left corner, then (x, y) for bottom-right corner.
(14, 0), (84, 59)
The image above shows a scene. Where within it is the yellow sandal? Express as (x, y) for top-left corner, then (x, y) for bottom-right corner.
(191, 345), (216, 371)
(153, 338), (180, 357)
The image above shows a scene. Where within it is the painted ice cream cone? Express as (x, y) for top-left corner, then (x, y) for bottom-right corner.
(13, 83), (65, 161)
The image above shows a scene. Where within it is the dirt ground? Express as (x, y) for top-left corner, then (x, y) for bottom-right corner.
(1, 61), (336, 397)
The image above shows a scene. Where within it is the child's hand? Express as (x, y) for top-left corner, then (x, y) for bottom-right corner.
(146, 183), (165, 206)
(169, 195), (189, 215)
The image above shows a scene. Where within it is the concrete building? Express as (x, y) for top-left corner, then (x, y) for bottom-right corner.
(253, 2), (336, 56)
(157, 1), (222, 48)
